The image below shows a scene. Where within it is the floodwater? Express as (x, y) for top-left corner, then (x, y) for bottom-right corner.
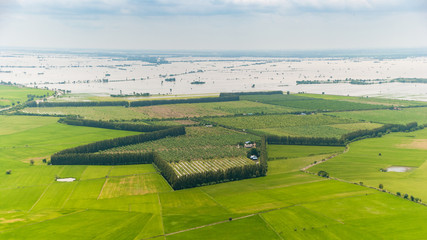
(56, 178), (76, 182)
(386, 166), (414, 172)
(1, 51), (427, 100)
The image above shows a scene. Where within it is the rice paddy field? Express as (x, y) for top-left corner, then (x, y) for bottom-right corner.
(4, 92), (427, 239)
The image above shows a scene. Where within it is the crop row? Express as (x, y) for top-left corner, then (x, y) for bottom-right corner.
(205, 114), (354, 130)
(170, 157), (255, 177)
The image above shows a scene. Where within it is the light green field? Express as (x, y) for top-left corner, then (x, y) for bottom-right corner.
(0, 85), (53, 106)
(311, 127), (427, 201)
(301, 93), (427, 107)
(268, 145), (344, 160)
(330, 107), (427, 124)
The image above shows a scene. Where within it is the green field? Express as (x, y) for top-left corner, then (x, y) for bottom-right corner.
(330, 107), (427, 124)
(268, 145), (345, 160)
(241, 94), (388, 111)
(310, 127), (427, 201)
(300, 93), (427, 107)
(4, 92), (427, 239)
(0, 85), (53, 107)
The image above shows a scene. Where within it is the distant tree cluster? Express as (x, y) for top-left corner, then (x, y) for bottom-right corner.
(266, 135), (344, 146)
(341, 122), (420, 142)
(129, 96), (239, 107)
(155, 137), (268, 190)
(26, 100), (128, 107)
(219, 91), (282, 97)
(51, 152), (156, 165)
(317, 170), (329, 178)
(59, 118), (169, 132)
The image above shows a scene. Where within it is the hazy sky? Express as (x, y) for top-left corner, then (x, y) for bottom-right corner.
(0, 0), (426, 50)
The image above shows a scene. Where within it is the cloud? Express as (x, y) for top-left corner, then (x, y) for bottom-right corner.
(5, 0), (426, 17)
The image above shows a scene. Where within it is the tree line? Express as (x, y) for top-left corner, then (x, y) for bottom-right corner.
(220, 91), (282, 97)
(59, 118), (169, 132)
(129, 96), (239, 107)
(266, 122), (422, 146)
(154, 137), (268, 190)
(26, 96), (239, 108)
(53, 126), (186, 156)
(26, 100), (128, 107)
(51, 152), (156, 165)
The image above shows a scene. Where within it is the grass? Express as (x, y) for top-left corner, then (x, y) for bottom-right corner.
(241, 94), (387, 111)
(98, 174), (172, 199)
(267, 145), (344, 160)
(300, 93), (427, 107)
(5, 96), (427, 239)
(310, 127), (427, 201)
(0, 85), (53, 107)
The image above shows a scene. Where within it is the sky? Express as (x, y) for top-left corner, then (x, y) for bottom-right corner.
(0, 0), (426, 51)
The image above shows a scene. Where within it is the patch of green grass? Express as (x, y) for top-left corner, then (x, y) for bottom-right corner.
(241, 94), (387, 111)
(268, 145), (344, 160)
(99, 174), (172, 199)
(301, 93), (427, 107)
(160, 189), (233, 233)
(0, 209), (152, 240)
(109, 164), (157, 177)
(0, 85), (52, 107)
(310, 128), (427, 200)
(167, 215), (280, 240)
(80, 166), (111, 180)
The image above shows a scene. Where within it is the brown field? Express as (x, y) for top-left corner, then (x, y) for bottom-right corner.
(397, 139), (427, 150)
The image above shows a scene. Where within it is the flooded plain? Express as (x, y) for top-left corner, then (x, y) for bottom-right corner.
(1, 51), (427, 100)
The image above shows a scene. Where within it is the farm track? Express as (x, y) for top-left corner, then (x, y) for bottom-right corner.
(139, 192), (377, 240)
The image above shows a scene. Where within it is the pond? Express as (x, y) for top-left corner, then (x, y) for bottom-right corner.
(386, 166), (414, 172)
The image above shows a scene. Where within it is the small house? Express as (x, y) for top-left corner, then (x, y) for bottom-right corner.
(250, 155), (258, 160)
(244, 141), (256, 148)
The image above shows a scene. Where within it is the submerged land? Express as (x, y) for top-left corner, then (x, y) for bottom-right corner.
(1, 83), (427, 239)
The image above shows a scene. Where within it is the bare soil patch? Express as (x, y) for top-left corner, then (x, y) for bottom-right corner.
(397, 139), (427, 150)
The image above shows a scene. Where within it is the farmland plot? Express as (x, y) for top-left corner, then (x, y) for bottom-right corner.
(171, 157), (256, 177)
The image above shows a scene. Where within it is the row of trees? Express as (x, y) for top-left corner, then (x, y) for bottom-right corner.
(266, 122), (422, 146)
(26, 96), (239, 108)
(59, 118), (169, 132)
(219, 91), (282, 97)
(341, 122), (421, 142)
(53, 126), (185, 155)
(266, 135), (345, 146)
(129, 96), (239, 107)
(154, 137), (268, 190)
(26, 100), (128, 107)
(51, 152), (156, 165)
